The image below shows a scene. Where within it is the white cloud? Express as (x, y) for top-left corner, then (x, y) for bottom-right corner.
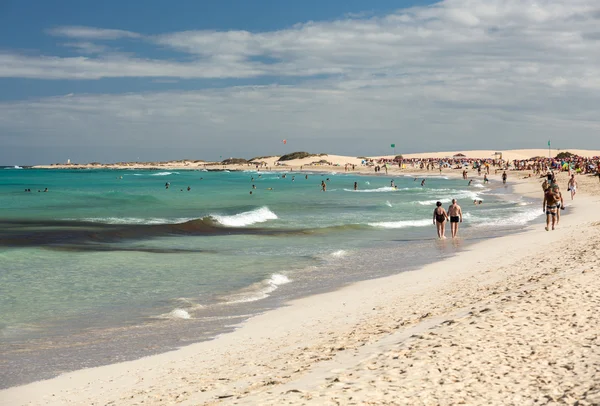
(0, 0), (597, 85)
(47, 26), (141, 40)
(2, 0), (600, 163)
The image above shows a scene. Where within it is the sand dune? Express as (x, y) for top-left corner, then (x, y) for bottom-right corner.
(32, 148), (600, 170)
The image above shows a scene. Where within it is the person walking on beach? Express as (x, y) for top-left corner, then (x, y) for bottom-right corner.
(447, 199), (463, 238)
(552, 185), (564, 225)
(502, 171), (507, 184)
(543, 187), (559, 231)
(433, 201), (448, 239)
(568, 175), (577, 200)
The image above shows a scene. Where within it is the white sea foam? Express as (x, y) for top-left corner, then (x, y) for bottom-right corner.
(417, 191), (481, 206)
(170, 309), (191, 319)
(150, 172), (178, 176)
(331, 250), (348, 258)
(385, 201), (393, 207)
(470, 208), (543, 227)
(473, 184), (485, 188)
(13, 165), (23, 169)
(368, 219), (432, 229)
(417, 198), (452, 206)
(211, 207), (278, 227)
(224, 274), (291, 304)
(345, 187), (398, 193)
(365, 181), (370, 185)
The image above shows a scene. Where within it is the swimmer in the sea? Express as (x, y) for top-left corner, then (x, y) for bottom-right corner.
(421, 179), (426, 187)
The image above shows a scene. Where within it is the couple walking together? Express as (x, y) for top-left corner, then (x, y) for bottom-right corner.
(433, 199), (463, 239)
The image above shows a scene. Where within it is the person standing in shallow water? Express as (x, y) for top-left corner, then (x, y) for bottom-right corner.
(433, 201), (448, 239)
(447, 199), (463, 238)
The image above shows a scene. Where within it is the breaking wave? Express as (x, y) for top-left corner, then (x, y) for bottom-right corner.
(223, 274), (291, 304)
(368, 219), (432, 229)
(211, 207), (278, 227)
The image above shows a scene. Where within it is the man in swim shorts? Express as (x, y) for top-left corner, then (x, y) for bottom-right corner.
(433, 201), (448, 239)
(447, 199), (463, 238)
(568, 175), (577, 200)
(542, 187), (559, 231)
(552, 185), (564, 224)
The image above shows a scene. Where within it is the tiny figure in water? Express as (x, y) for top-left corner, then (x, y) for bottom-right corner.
(165, 182), (170, 189)
(354, 181), (358, 190)
(252, 184), (256, 189)
(421, 179), (426, 187)
(305, 175), (308, 180)
(468, 179), (473, 186)
(187, 186), (191, 191)
(321, 181), (327, 192)
(390, 180), (395, 188)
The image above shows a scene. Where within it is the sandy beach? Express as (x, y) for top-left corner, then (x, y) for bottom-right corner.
(4, 153), (600, 405)
(31, 149), (600, 173)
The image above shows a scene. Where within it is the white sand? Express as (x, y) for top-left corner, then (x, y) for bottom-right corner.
(2, 170), (600, 405)
(32, 148), (600, 171)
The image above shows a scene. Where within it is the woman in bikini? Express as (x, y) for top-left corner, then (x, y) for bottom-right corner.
(433, 201), (449, 239)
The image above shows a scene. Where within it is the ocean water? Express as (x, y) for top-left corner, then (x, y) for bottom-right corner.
(0, 167), (543, 387)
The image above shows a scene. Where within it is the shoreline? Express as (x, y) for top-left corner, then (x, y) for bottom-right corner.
(1, 171), (516, 390)
(2, 172), (599, 404)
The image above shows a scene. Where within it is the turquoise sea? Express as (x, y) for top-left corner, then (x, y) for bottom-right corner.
(0, 167), (543, 387)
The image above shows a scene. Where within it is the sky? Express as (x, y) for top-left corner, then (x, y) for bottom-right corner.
(1, 0), (600, 165)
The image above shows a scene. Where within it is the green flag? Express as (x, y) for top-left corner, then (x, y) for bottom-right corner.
(548, 140), (551, 147)
(391, 144), (395, 148)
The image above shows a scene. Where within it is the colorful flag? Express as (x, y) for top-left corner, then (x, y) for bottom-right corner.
(548, 140), (551, 147)
(391, 144), (395, 148)
(282, 139), (287, 144)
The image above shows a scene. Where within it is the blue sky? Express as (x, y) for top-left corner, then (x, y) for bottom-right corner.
(0, 0), (428, 100)
(1, 0), (600, 164)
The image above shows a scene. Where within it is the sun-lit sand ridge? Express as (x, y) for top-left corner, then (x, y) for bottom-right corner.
(4, 154), (600, 405)
(32, 148), (600, 171)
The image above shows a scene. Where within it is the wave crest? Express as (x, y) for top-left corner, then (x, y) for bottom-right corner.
(211, 207), (278, 227)
(368, 219), (432, 229)
(224, 274), (291, 304)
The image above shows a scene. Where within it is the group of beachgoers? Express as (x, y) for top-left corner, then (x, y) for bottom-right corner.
(512, 155), (599, 177)
(23, 188), (48, 192)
